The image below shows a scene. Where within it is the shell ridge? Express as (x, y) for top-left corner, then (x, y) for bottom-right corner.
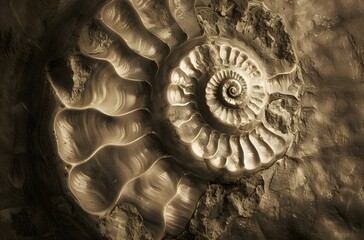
(167, 0), (203, 38)
(129, 0), (187, 49)
(100, 0), (169, 62)
(55, 108), (153, 163)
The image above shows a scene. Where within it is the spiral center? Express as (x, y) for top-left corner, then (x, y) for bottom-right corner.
(225, 79), (242, 98)
(208, 70), (247, 108)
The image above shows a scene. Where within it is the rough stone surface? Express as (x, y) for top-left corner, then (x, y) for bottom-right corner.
(0, 0), (363, 239)
(98, 204), (153, 240)
(189, 176), (264, 239)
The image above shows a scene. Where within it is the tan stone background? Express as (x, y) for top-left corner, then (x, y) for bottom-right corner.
(0, 0), (363, 239)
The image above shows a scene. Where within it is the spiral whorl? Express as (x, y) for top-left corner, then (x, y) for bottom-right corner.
(162, 38), (293, 174)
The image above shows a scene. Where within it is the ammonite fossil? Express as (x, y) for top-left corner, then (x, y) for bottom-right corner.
(43, 0), (303, 238)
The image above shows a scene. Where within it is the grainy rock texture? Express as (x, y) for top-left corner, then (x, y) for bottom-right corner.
(0, 0), (363, 239)
(98, 204), (153, 240)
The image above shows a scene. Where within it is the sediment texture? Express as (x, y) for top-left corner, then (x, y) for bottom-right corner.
(0, 0), (363, 239)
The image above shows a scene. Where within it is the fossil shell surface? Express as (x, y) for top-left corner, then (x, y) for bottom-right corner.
(46, 0), (303, 238)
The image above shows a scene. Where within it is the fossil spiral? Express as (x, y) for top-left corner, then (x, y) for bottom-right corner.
(45, 0), (302, 238)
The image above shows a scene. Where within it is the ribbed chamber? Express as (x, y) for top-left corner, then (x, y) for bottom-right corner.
(164, 39), (294, 174)
(48, 1), (207, 239)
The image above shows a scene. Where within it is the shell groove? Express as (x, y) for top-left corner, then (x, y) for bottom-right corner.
(46, 0), (301, 239)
